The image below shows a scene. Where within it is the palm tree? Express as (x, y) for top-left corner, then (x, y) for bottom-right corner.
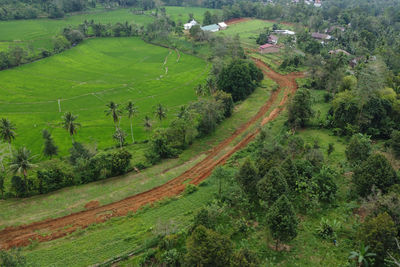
(154, 103), (167, 122)
(62, 112), (81, 142)
(105, 101), (122, 128)
(125, 101), (138, 143)
(0, 118), (16, 153)
(9, 147), (36, 183)
(113, 127), (126, 149)
(349, 244), (376, 267)
(143, 115), (152, 131)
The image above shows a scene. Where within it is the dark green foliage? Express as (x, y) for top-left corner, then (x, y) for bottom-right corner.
(256, 28), (271, 45)
(305, 148), (324, 169)
(293, 159), (314, 179)
(69, 142), (92, 165)
(190, 99), (225, 136)
(327, 143), (335, 156)
(75, 152), (112, 184)
(37, 160), (73, 194)
(217, 59), (263, 102)
(0, 173), (4, 197)
(313, 166), (338, 203)
(230, 248), (259, 267)
(345, 134), (372, 165)
(185, 225), (233, 267)
(42, 129), (58, 158)
(0, 248), (26, 267)
(193, 208), (216, 230)
(353, 154), (398, 197)
(11, 176), (27, 197)
(184, 184), (198, 195)
(266, 195), (298, 246)
(280, 55), (304, 71)
(391, 130), (400, 158)
(111, 149), (132, 175)
(358, 212), (397, 266)
(287, 88), (313, 129)
(257, 167), (288, 205)
(280, 158), (299, 190)
(235, 158), (259, 204)
(146, 128), (179, 164)
(213, 90), (234, 118)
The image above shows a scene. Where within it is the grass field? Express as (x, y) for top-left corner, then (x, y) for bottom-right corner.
(0, 6), (219, 52)
(0, 37), (208, 156)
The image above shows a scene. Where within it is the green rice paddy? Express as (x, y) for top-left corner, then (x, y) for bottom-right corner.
(0, 37), (208, 155)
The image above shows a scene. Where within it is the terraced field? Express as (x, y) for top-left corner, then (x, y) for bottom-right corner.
(0, 37), (208, 155)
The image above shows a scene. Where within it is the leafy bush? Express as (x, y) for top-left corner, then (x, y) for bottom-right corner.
(111, 149), (132, 175)
(316, 218), (341, 239)
(184, 184), (198, 195)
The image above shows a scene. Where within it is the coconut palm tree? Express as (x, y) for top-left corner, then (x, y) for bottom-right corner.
(9, 147), (36, 183)
(349, 244), (376, 267)
(143, 115), (152, 132)
(0, 118), (16, 153)
(62, 112), (80, 142)
(105, 101), (122, 128)
(154, 103), (167, 122)
(125, 101), (138, 143)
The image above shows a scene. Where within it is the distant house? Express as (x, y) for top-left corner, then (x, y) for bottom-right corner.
(218, 22), (228, 30)
(329, 49), (350, 56)
(201, 24), (220, 32)
(259, 43), (280, 53)
(273, 30), (295, 35)
(268, 35), (278, 44)
(184, 20), (198, 30)
(326, 25), (345, 33)
(311, 32), (332, 40)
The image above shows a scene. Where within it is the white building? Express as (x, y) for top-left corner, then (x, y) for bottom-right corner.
(273, 30), (296, 35)
(184, 20), (198, 30)
(218, 22), (228, 30)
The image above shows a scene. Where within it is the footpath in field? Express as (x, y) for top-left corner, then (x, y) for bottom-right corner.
(0, 60), (303, 250)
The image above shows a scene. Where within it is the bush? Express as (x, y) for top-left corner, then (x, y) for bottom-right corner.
(214, 90), (234, 118)
(287, 88), (314, 129)
(353, 154), (398, 197)
(111, 149), (132, 175)
(184, 184), (198, 195)
(11, 176), (28, 198)
(257, 167), (288, 205)
(37, 159), (74, 194)
(313, 166), (338, 203)
(346, 133), (372, 165)
(316, 218), (341, 239)
(391, 130), (400, 158)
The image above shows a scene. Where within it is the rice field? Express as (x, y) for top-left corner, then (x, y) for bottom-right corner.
(0, 37), (209, 155)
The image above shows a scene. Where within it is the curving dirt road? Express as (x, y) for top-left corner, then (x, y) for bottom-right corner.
(0, 60), (303, 250)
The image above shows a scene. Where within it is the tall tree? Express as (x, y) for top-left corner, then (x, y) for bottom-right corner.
(9, 147), (36, 183)
(62, 112), (80, 142)
(125, 101), (138, 143)
(287, 88), (314, 130)
(42, 129), (58, 159)
(266, 195), (298, 250)
(0, 118), (16, 153)
(105, 101), (122, 128)
(154, 103), (167, 122)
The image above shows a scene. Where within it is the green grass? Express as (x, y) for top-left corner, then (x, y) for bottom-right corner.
(0, 9), (153, 51)
(163, 6), (221, 25)
(0, 37), (209, 156)
(0, 79), (275, 229)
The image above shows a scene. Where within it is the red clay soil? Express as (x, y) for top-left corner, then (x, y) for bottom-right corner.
(0, 60), (303, 250)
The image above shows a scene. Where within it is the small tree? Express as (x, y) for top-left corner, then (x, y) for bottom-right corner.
(143, 115), (152, 132)
(235, 158), (259, 204)
(348, 244), (376, 267)
(213, 90), (234, 118)
(287, 88), (314, 130)
(185, 225), (233, 267)
(113, 127), (126, 149)
(327, 143), (335, 156)
(346, 133), (372, 165)
(257, 167), (288, 205)
(266, 195), (298, 250)
(0, 248), (26, 267)
(0, 118), (16, 153)
(358, 212), (397, 265)
(353, 154), (398, 197)
(42, 129), (58, 158)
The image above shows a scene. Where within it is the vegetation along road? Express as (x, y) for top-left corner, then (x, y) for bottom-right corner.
(0, 59), (303, 250)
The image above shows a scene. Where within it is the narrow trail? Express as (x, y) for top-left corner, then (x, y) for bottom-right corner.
(0, 60), (303, 250)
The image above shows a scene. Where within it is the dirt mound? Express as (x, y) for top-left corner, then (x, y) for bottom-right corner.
(0, 61), (303, 250)
(225, 18), (251, 25)
(84, 201), (100, 210)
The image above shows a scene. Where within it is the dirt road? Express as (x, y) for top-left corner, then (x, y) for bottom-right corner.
(0, 60), (303, 249)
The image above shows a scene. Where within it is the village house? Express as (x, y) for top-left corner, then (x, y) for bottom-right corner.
(268, 34), (278, 44)
(325, 25), (345, 34)
(274, 29), (295, 35)
(218, 22), (228, 30)
(259, 43), (280, 53)
(184, 20), (198, 30)
(329, 49), (350, 56)
(311, 32), (332, 40)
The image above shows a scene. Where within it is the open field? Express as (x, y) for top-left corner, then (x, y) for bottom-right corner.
(0, 6), (218, 51)
(0, 37), (208, 155)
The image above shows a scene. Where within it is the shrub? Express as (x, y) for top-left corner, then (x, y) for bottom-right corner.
(316, 218), (341, 239)
(184, 184), (198, 195)
(313, 166), (338, 203)
(346, 133), (372, 165)
(11, 176), (28, 198)
(111, 149), (132, 175)
(214, 90), (234, 118)
(37, 159), (74, 194)
(391, 130), (400, 158)
(257, 167), (288, 205)
(287, 88), (314, 129)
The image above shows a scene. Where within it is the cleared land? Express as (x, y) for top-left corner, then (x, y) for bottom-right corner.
(0, 60), (303, 250)
(0, 37), (208, 155)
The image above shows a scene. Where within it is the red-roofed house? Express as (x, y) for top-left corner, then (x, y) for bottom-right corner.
(259, 43), (279, 53)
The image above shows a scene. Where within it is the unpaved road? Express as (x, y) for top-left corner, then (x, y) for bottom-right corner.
(0, 60), (303, 249)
